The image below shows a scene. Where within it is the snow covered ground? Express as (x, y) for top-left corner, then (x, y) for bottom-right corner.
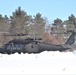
(0, 51), (76, 74)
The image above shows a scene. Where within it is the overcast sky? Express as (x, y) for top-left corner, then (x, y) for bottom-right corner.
(0, 0), (76, 21)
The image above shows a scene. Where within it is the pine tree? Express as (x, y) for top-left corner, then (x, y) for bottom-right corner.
(10, 7), (30, 34)
(31, 13), (46, 38)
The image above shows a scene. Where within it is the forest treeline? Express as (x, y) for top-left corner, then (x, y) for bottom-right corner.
(0, 7), (76, 45)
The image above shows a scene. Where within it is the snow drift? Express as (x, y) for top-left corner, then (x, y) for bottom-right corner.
(0, 51), (76, 74)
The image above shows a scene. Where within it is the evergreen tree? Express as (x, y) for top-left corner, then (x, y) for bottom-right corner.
(52, 18), (64, 44)
(10, 7), (30, 34)
(64, 14), (76, 31)
(0, 14), (10, 45)
(30, 13), (46, 38)
(0, 14), (10, 32)
(52, 18), (63, 33)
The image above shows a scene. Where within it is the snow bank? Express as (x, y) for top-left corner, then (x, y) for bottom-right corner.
(0, 51), (76, 74)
